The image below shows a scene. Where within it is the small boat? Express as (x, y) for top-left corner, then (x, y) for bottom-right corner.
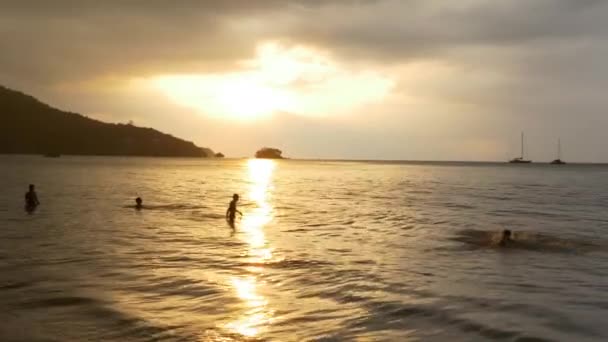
(550, 139), (566, 165)
(509, 132), (532, 163)
(510, 157), (531, 164)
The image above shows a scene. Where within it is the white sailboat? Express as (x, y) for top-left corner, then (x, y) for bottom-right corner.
(550, 138), (566, 165)
(509, 132), (532, 163)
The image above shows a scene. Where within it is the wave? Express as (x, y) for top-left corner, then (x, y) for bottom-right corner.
(235, 257), (335, 270)
(299, 284), (557, 341)
(449, 229), (606, 253)
(122, 204), (210, 211)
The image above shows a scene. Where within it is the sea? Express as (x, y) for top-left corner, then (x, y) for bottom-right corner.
(1, 155), (607, 341)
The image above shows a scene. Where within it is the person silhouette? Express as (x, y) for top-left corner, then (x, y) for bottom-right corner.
(499, 229), (513, 247)
(226, 194), (242, 227)
(135, 197), (143, 210)
(25, 184), (40, 211)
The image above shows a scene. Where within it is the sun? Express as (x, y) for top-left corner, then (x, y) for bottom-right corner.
(153, 73), (293, 120)
(150, 41), (394, 120)
(212, 78), (293, 120)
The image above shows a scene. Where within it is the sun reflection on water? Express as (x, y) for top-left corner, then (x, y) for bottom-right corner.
(225, 159), (277, 337)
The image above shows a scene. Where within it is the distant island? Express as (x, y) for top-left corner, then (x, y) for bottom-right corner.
(0, 85), (215, 157)
(214, 152), (225, 158)
(255, 147), (284, 159)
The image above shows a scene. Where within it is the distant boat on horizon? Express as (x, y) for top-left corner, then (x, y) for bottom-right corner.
(550, 138), (566, 165)
(509, 132), (532, 164)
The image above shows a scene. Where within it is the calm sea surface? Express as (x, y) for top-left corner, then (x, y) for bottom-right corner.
(1, 156), (607, 341)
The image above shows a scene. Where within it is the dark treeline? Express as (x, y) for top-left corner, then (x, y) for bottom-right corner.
(0, 85), (214, 157)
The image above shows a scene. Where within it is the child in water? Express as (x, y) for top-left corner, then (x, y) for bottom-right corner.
(226, 194), (242, 226)
(25, 184), (40, 210)
(135, 197), (143, 210)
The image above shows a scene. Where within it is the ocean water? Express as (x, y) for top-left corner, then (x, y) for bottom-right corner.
(1, 156), (607, 341)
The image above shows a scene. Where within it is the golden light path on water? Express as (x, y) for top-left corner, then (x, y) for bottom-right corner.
(225, 159), (277, 337)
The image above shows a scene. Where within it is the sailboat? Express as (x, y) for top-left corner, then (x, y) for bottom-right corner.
(509, 132), (532, 163)
(550, 138), (566, 165)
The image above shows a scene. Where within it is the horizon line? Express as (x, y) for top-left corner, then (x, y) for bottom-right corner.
(2, 153), (608, 165)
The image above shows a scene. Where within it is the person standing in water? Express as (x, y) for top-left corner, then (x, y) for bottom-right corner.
(226, 194), (242, 227)
(135, 197), (143, 210)
(25, 184), (40, 211)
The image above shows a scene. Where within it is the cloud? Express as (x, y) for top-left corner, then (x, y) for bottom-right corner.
(0, 0), (357, 85)
(150, 41), (395, 119)
(2, 0), (608, 161)
(2, 0), (607, 85)
(270, 1), (602, 58)
(0, 0), (287, 85)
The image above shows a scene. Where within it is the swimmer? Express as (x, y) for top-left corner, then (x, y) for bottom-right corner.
(135, 197), (143, 210)
(226, 194), (242, 227)
(25, 184), (40, 211)
(499, 229), (513, 247)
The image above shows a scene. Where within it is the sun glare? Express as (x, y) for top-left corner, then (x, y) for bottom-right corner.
(152, 41), (394, 120)
(224, 159), (277, 338)
(155, 74), (293, 120)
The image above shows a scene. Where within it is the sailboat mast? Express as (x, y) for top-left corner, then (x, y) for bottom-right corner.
(558, 138), (561, 159)
(521, 132), (524, 159)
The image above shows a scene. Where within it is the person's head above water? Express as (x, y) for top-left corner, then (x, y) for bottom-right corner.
(29, 184), (35, 191)
(233, 194), (239, 201)
(135, 197), (142, 206)
(499, 229), (513, 246)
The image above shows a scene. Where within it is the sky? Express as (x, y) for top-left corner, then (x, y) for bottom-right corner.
(1, 0), (607, 161)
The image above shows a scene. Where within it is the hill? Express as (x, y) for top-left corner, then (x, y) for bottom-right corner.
(0, 85), (214, 157)
(255, 147), (284, 159)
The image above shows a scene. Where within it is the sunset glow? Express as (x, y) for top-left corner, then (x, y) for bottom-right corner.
(153, 42), (394, 120)
(3, 2), (608, 341)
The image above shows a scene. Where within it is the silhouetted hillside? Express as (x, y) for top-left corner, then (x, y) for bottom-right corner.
(0, 85), (213, 157)
(255, 147), (284, 159)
